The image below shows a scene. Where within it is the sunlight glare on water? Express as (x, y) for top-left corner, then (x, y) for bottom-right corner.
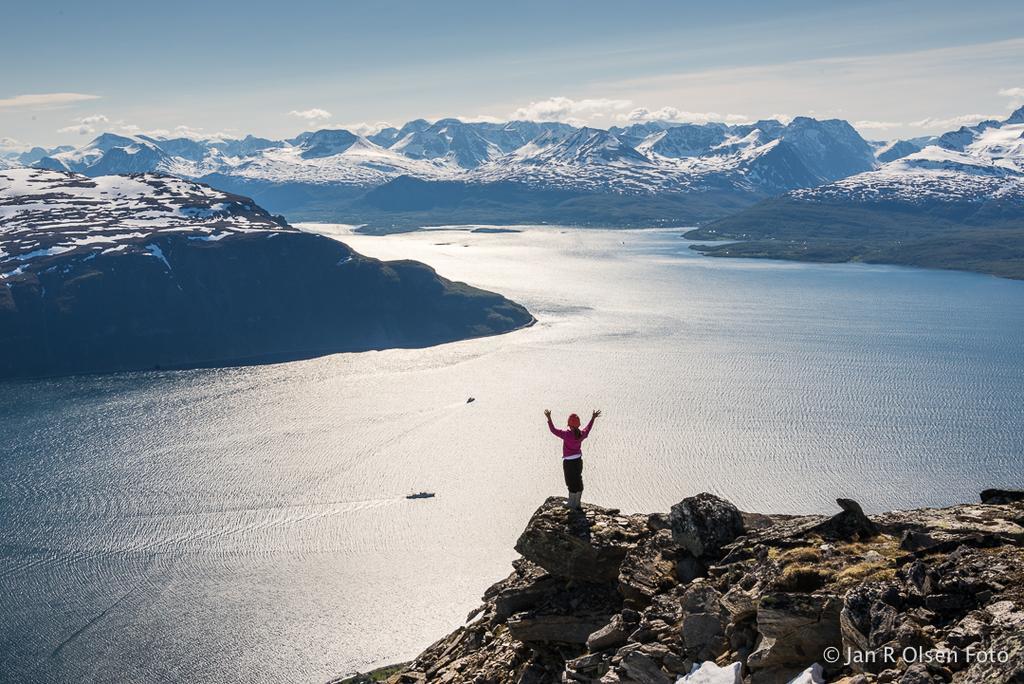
(2, 226), (1022, 682)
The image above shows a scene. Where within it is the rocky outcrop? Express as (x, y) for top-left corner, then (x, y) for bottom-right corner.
(618, 529), (686, 605)
(670, 493), (746, 560)
(515, 497), (649, 583)
(747, 593), (842, 683)
(804, 500), (879, 542)
(979, 489), (1024, 505)
(876, 503), (1024, 553)
(377, 493), (1024, 684)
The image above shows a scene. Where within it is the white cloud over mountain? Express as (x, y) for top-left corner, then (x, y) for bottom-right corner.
(853, 120), (903, 130)
(0, 136), (28, 154)
(57, 114), (111, 135)
(908, 114), (1006, 129)
(288, 108), (333, 121)
(510, 97), (632, 125)
(617, 107), (748, 124)
(337, 121), (395, 136)
(505, 98), (751, 127)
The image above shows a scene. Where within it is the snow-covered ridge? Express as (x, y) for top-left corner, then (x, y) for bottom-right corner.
(790, 110), (1024, 204)
(11, 110), (1023, 212)
(19, 116), (880, 197)
(0, 168), (292, 278)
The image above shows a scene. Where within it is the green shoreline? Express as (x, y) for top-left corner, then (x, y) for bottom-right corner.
(684, 195), (1024, 283)
(685, 235), (1024, 281)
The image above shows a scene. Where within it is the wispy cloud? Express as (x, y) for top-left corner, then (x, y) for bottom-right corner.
(56, 117), (235, 141)
(999, 86), (1024, 110)
(454, 114), (505, 124)
(338, 121), (394, 136)
(510, 97), (632, 125)
(170, 124), (212, 139)
(854, 109), (1015, 134)
(592, 38), (1024, 136)
(853, 120), (904, 130)
(56, 113), (110, 136)
(617, 106), (747, 124)
(57, 124), (94, 135)
(505, 98), (747, 127)
(907, 114), (1003, 129)
(288, 108), (333, 121)
(138, 124), (236, 140)
(56, 113), (112, 136)
(605, 38), (1024, 93)
(0, 92), (101, 110)
(0, 136), (28, 154)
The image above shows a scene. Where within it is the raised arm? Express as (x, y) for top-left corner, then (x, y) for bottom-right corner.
(545, 409), (566, 438)
(582, 409), (601, 437)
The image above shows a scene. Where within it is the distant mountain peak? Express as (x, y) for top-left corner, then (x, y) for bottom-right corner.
(637, 124), (729, 158)
(522, 127), (650, 166)
(298, 129), (360, 159)
(776, 116), (877, 181)
(390, 119), (501, 169)
(89, 132), (140, 151)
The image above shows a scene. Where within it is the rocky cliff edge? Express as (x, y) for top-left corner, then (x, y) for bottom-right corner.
(373, 490), (1024, 684)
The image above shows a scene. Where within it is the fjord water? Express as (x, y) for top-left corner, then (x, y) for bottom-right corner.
(2, 227), (1022, 683)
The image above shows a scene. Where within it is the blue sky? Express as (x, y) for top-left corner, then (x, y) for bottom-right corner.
(2, 0), (1023, 148)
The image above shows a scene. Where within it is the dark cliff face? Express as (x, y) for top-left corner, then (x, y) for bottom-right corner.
(0, 231), (533, 378)
(0, 168), (533, 379)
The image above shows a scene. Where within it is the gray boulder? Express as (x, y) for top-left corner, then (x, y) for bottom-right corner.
(747, 593), (843, 684)
(588, 613), (632, 652)
(620, 650), (673, 684)
(720, 586), (759, 622)
(956, 631), (1024, 683)
(619, 529), (681, 606)
(670, 493), (745, 560)
(794, 498), (879, 542)
(980, 488), (1024, 504)
(515, 496), (649, 582)
(507, 612), (609, 644)
(677, 582), (730, 663)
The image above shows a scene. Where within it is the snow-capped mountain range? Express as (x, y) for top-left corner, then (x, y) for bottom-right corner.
(790, 107), (1024, 205)
(4, 107), (1022, 227)
(17, 115), (880, 198)
(684, 106), (1024, 281)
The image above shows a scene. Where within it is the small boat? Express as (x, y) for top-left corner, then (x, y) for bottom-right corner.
(466, 397), (476, 403)
(406, 492), (435, 499)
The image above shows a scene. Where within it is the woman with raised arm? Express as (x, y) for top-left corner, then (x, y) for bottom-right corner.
(544, 408), (601, 510)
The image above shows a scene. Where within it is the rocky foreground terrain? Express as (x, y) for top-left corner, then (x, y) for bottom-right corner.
(368, 490), (1024, 684)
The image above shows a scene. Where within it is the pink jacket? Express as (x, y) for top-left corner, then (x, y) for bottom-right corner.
(548, 415), (596, 458)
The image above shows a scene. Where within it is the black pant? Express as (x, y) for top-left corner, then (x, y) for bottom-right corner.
(562, 458), (583, 494)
